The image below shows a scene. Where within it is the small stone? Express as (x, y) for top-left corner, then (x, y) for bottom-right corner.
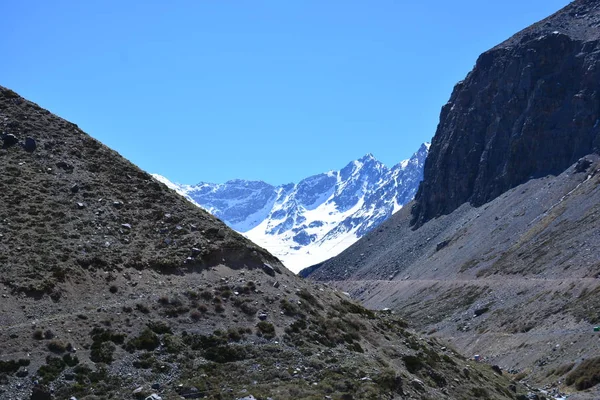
(70, 184), (79, 193)
(258, 312), (268, 321)
(76, 202), (85, 209)
(411, 379), (425, 391)
(262, 263), (275, 277)
(121, 223), (131, 230)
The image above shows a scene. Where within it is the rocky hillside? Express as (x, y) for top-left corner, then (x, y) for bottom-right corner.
(154, 144), (428, 272)
(411, 0), (600, 228)
(306, 1), (600, 398)
(0, 86), (528, 400)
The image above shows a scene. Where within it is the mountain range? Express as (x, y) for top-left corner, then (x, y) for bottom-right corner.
(153, 143), (429, 272)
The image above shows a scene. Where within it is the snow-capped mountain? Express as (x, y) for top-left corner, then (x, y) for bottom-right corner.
(152, 143), (429, 272)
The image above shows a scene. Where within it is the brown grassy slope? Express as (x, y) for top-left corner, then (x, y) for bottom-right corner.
(0, 86), (280, 298)
(0, 86), (527, 400)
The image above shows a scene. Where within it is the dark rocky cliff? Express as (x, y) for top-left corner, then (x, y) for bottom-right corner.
(411, 0), (600, 227)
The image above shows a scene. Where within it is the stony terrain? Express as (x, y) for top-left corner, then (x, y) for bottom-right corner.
(0, 86), (530, 399)
(306, 1), (600, 398)
(308, 157), (600, 398)
(411, 0), (600, 227)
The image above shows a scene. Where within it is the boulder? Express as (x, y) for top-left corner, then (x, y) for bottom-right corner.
(2, 134), (18, 148)
(24, 137), (36, 153)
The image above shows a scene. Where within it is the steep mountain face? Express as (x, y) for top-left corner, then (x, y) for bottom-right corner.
(0, 87), (525, 400)
(154, 144), (429, 272)
(307, 1), (600, 397)
(411, 0), (600, 228)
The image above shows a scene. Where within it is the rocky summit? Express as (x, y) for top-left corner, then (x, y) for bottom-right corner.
(0, 86), (528, 399)
(153, 144), (428, 272)
(307, 1), (600, 398)
(411, 0), (600, 228)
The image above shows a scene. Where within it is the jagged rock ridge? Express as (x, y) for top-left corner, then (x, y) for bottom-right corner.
(154, 144), (429, 272)
(411, 0), (600, 227)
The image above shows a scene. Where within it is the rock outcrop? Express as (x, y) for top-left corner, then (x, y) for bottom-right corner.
(411, 0), (600, 227)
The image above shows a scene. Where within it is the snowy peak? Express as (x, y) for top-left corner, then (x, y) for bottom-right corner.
(152, 143), (430, 272)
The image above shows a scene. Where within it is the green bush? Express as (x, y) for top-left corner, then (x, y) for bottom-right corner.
(127, 328), (160, 352)
(204, 345), (247, 363)
(402, 355), (424, 374)
(37, 356), (66, 383)
(47, 340), (67, 353)
(256, 321), (276, 339)
(147, 320), (172, 334)
(91, 342), (116, 364)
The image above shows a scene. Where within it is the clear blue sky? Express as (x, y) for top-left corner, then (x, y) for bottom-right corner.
(3, 0), (569, 185)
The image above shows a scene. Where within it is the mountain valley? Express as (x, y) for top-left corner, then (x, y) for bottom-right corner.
(154, 144), (428, 272)
(0, 87), (525, 399)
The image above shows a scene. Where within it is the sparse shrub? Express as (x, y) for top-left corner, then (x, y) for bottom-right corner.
(109, 285), (118, 294)
(335, 299), (375, 318)
(256, 321), (275, 339)
(0, 359), (29, 375)
(553, 362), (575, 376)
(227, 328), (242, 342)
(44, 329), (55, 339)
(127, 328), (160, 352)
(233, 299), (257, 316)
(374, 369), (403, 394)
(204, 344), (247, 363)
(47, 340), (67, 353)
(37, 356), (66, 383)
(286, 319), (307, 334)
(280, 298), (304, 318)
(90, 342), (115, 364)
(200, 290), (213, 300)
(565, 357), (600, 390)
(147, 320), (172, 334)
(402, 355), (424, 374)
(471, 387), (489, 397)
(163, 334), (184, 354)
(347, 342), (364, 353)
(214, 304), (225, 313)
(190, 310), (202, 321)
(33, 330), (44, 340)
(135, 303), (150, 314)
(122, 306), (133, 313)
(197, 304), (208, 313)
(62, 354), (79, 367)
